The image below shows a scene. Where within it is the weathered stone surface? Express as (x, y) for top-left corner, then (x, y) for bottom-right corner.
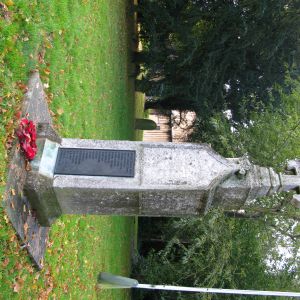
(280, 174), (300, 192)
(291, 194), (300, 208)
(140, 191), (205, 216)
(25, 139), (61, 226)
(3, 71), (60, 269)
(52, 139), (238, 216)
(31, 137), (299, 217)
(268, 168), (281, 195)
(22, 72), (52, 125)
(3, 143), (50, 269)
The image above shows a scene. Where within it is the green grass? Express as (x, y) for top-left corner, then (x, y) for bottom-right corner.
(0, 0), (142, 298)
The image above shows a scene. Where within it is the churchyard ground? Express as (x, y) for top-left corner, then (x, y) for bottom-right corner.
(0, 1), (141, 298)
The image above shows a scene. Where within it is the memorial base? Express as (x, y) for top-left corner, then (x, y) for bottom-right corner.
(3, 72), (58, 268)
(3, 136), (50, 269)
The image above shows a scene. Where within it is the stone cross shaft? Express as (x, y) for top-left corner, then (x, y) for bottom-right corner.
(26, 137), (300, 226)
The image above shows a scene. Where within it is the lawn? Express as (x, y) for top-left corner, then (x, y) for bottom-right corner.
(0, 0), (140, 298)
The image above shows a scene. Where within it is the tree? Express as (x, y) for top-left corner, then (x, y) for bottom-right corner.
(138, 0), (300, 122)
(190, 78), (300, 169)
(133, 211), (300, 300)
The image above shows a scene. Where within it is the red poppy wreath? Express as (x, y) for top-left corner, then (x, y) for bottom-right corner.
(16, 118), (37, 160)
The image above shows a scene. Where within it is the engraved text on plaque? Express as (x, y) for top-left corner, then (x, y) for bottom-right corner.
(54, 148), (136, 177)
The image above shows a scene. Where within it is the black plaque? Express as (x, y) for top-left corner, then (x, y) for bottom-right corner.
(54, 148), (136, 177)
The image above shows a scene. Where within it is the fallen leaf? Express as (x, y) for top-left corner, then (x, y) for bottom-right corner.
(4, 215), (9, 223)
(15, 111), (22, 120)
(13, 282), (20, 293)
(11, 188), (16, 196)
(38, 49), (45, 64)
(39, 258), (44, 268)
(10, 201), (15, 209)
(56, 108), (64, 115)
(2, 258), (9, 267)
(34, 273), (40, 281)
(5, 0), (13, 7)
(23, 223), (28, 236)
(17, 82), (28, 93)
(63, 284), (68, 293)
(13, 277), (24, 293)
(15, 262), (22, 271)
(44, 68), (51, 75)
(25, 160), (32, 171)
(45, 41), (52, 49)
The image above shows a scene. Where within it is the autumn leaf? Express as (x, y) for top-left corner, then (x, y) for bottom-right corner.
(2, 258), (9, 267)
(38, 49), (46, 64)
(10, 201), (15, 209)
(17, 82), (28, 93)
(11, 188), (16, 196)
(13, 277), (24, 293)
(13, 281), (21, 293)
(25, 160), (32, 171)
(39, 258), (44, 268)
(26, 265), (34, 274)
(4, 214), (9, 223)
(63, 284), (69, 293)
(23, 222), (28, 236)
(9, 234), (16, 242)
(15, 111), (22, 120)
(5, 0), (14, 7)
(44, 68), (51, 75)
(13, 283), (20, 293)
(56, 108), (64, 115)
(15, 262), (22, 271)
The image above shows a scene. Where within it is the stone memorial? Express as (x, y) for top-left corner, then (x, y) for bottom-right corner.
(25, 138), (300, 227)
(3, 72), (300, 268)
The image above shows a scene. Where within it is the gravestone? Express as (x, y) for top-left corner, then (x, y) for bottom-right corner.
(3, 72), (300, 268)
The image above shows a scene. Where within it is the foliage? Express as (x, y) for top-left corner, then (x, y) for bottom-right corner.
(133, 210), (299, 300)
(189, 81), (300, 295)
(0, 0), (138, 299)
(190, 80), (300, 170)
(138, 0), (300, 122)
